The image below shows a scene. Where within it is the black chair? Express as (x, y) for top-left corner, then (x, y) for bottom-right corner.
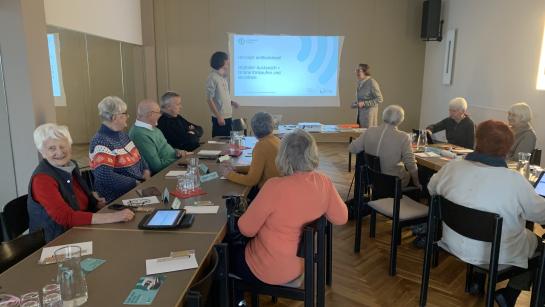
(80, 168), (95, 191)
(185, 244), (229, 307)
(353, 152), (380, 252)
(531, 148), (542, 166)
(530, 237), (545, 307)
(356, 157), (428, 276)
(1, 195), (29, 241)
(419, 196), (542, 307)
(230, 216), (327, 307)
(0, 229), (46, 274)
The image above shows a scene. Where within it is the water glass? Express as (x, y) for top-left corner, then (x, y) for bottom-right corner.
(0, 294), (20, 307)
(416, 130), (427, 151)
(42, 293), (62, 307)
(188, 166), (200, 190)
(20, 292), (39, 306)
(54, 246), (88, 307)
(188, 156), (199, 168)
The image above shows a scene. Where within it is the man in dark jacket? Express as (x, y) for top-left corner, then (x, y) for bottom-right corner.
(157, 91), (203, 151)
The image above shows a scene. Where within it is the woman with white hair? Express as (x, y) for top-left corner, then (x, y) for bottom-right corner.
(221, 112), (281, 199)
(231, 129), (348, 305)
(426, 97), (475, 149)
(349, 105), (421, 188)
(507, 102), (537, 161)
(29, 123), (135, 242)
(89, 96), (150, 202)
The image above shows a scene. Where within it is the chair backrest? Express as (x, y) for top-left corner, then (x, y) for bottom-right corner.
(432, 196), (503, 243)
(185, 247), (220, 307)
(531, 148), (542, 166)
(363, 152), (381, 173)
(80, 168), (95, 191)
(1, 195), (29, 241)
(0, 229), (46, 274)
(362, 165), (401, 201)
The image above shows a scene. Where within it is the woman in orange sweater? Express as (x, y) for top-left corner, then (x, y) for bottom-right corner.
(221, 112), (281, 199)
(232, 129), (348, 305)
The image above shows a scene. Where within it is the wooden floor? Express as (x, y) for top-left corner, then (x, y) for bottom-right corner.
(72, 142), (536, 306)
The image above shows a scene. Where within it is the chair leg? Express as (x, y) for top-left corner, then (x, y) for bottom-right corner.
(486, 269), (497, 307)
(326, 221), (333, 286)
(396, 226), (402, 246)
(389, 222), (398, 276)
(354, 204), (362, 253)
(419, 232), (434, 306)
(431, 245), (439, 268)
(464, 264), (474, 293)
(348, 137), (353, 172)
(251, 294), (259, 307)
(369, 210), (376, 238)
(271, 296), (278, 303)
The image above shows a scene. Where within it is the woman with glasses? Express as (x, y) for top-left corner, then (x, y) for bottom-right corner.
(89, 96), (150, 202)
(350, 63), (384, 128)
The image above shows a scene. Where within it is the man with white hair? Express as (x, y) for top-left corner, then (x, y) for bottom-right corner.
(157, 91), (203, 151)
(349, 105), (421, 188)
(129, 99), (187, 174)
(426, 97), (475, 149)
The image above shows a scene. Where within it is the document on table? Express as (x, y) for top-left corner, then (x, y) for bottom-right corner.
(39, 241), (93, 264)
(145, 251), (198, 275)
(165, 170), (187, 177)
(198, 150), (222, 156)
(184, 205), (220, 214)
(122, 196), (160, 207)
(415, 152), (440, 158)
(207, 140), (227, 144)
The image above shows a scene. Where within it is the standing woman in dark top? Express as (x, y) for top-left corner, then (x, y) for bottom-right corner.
(426, 97), (476, 149)
(350, 64), (384, 128)
(157, 91), (203, 152)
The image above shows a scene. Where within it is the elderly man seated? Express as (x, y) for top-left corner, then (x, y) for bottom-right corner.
(349, 105), (421, 188)
(157, 91), (203, 152)
(89, 96), (150, 203)
(129, 99), (188, 174)
(426, 97), (475, 149)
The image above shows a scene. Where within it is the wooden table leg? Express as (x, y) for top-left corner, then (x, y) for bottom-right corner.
(348, 137), (353, 172)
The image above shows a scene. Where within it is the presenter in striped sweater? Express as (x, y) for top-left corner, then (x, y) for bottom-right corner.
(89, 96), (151, 203)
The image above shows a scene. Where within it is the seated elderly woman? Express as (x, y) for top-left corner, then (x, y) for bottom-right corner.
(426, 97), (475, 149)
(29, 124), (135, 242)
(232, 129), (348, 305)
(428, 120), (545, 307)
(90, 96), (151, 202)
(221, 112), (281, 198)
(348, 105), (421, 188)
(507, 102), (537, 161)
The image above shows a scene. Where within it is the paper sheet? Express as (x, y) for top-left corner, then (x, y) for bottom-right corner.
(145, 253), (198, 275)
(165, 170), (187, 177)
(415, 152), (440, 158)
(207, 140), (227, 144)
(39, 241), (93, 264)
(184, 205), (220, 214)
(198, 150), (222, 156)
(122, 196), (160, 207)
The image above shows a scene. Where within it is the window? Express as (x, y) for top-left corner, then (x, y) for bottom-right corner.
(536, 23), (545, 90)
(47, 33), (66, 106)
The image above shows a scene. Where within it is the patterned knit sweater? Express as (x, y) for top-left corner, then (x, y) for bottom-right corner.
(89, 124), (149, 202)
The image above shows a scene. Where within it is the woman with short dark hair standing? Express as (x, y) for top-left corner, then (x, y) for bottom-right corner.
(351, 64), (384, 128)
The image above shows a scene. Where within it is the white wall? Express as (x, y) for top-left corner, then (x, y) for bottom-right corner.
(44, 0), (143, 45)
(420, 0), (545, 150)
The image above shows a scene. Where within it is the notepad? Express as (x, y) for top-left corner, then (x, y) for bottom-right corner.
(197, 150), (221, 156)
(415, 152), (440, 158)
(122, 196), (160, 207)
(39, 241), (93, 264)
(184, 205), (219, 214)
(165, 170), (187, 177)
(145, 251), (198, 275)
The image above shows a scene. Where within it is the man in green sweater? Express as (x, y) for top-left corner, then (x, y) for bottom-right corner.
(129, 99), (189, 174)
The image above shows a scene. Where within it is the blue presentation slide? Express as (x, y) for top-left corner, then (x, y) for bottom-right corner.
(233, 35), (340, 97)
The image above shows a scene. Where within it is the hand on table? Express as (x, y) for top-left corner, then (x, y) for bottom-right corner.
(113, 209), (135, 222)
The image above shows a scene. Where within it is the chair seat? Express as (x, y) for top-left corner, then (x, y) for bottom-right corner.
(229, 273), (304, 288)
(368, 197), (428, 221)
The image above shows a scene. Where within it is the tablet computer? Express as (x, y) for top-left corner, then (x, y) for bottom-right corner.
(138, 209), (186, 230)
(534, 171), (545, 198)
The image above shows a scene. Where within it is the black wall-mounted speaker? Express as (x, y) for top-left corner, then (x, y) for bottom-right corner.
(421, 0), (442, 41)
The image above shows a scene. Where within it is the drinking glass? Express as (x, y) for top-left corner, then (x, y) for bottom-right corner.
(518, 152), (532, 178)
(188, 156), (199, 168)
(21, 302), (39, 307)
(42, 284), (61, 307)
(54, 246), (88, 307)
(187, 166), (200, 191)
(416, 130), (427, 151)
(42, 293), (62, 307)
(20, 292), (39, 306)
(0, 294), (20, 307)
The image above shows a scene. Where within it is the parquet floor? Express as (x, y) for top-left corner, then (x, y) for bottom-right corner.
(72, 142), (537, 306)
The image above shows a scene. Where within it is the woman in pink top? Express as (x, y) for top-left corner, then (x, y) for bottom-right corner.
(232, 129), (348, 305)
